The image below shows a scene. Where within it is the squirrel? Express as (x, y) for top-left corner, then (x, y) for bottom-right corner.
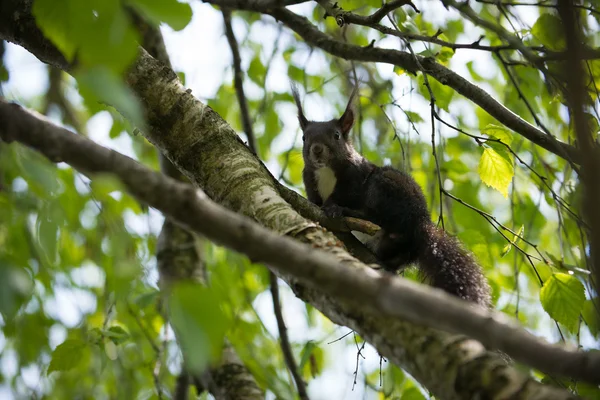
(292, 84), (491, 307)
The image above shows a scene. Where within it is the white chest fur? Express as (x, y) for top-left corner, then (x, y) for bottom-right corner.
(315, 167), (337, 201)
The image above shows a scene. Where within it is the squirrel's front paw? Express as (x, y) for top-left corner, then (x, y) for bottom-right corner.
(322, 203), (345, 219)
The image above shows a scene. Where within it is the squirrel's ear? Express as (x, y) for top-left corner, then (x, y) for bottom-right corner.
(339, 85), (358, 138)
(291, 82), (308, 130)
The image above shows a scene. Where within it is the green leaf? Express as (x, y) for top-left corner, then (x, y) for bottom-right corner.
(299, 342), (324, 380)
(582, 299), (599, 337)
(168, 283), (231, 375)
(90, 174), (125, 200)
(127, 0), (193, 31)
(404, 111), (424, 124)
(32, 0), (93, 61)
(248, 56), (266, 85)
(482, 124), (513, 145)
(177, 71), (186, 85)
(76, 67), (145, 128)
(393, 65), (406, 76)
(478, 147), (514, 197)
(501, 225), (524, 257)
(540, 273), (586, 333)
(36, 200), (63, 265)
(417, 73), (454, 112)
(34, 0), (138, 72)
(135, 290), (160, 309)
(0, 64), (9, 82)
(104, 326), (130, 344)
(383, 364), (405, 397)
(48, 339), (88, 374)
(531, 14), (565, 51)
(104, 340), (118, 360)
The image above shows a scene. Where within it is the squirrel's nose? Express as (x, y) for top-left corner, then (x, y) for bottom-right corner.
(312, 144), (324, 156)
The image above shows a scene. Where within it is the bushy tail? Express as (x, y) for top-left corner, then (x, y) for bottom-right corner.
(417, 222), (491, 307)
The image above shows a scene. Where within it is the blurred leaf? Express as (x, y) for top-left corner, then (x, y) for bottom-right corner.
(394, 65), (406, 76)
(0, 64), (9, 82)
(48, 339), (89, 374)
(531, 14), (565, 51)
(33, 0), (92, 61)
(383, 364), (405, 396)
(76, 67), (145, 128)
(168, 283), (231, 375)
(90, 174), (125, 201)
(127, 0), (193, 31)
(104, 340), (118, 360)
(540, 273), (585, 333)
(582, 299), (599, 338)
(135, 290), (160, 309)
(104, 325), (130, 344)
(299, 341), (324, 380)
(248, 56), (266, 85)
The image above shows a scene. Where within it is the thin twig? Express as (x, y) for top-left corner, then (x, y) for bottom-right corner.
(222, 9), (258, 155)
(270, 272), (310, 400)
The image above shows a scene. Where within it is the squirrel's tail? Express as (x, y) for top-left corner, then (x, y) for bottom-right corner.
(416, 222), (491, 307)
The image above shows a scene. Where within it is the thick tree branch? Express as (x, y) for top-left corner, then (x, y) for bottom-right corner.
(199, 0), (580, 164)
(0, 99), (597, 397)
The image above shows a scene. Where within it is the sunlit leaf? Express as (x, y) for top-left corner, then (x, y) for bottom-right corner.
(478, 147), (514, 197)
(540, 273), (585, 333)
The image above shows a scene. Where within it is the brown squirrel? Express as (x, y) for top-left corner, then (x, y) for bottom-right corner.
(292, 85), (491, 307)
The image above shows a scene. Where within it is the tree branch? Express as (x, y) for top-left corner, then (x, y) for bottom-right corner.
(1, 99), (598, 395)
(199, 0), (581, 164)
(319, 0), (419, 26)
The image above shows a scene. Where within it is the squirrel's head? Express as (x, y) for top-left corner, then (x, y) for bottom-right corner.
(291, 84), (359, 169)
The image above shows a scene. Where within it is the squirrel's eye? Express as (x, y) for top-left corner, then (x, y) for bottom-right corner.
(302, 135), (305, 141)
(334, 132), (341, 140)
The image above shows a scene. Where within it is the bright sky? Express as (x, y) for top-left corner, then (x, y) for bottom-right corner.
(1, 1), (592, 399)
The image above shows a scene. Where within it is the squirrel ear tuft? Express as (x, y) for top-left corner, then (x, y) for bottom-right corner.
(291, 82), (308, 130)
(339, 85), (358, 138)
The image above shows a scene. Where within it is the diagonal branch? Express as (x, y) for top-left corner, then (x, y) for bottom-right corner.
(199, 0), (581, 164)
(1, 98), (598, 395)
